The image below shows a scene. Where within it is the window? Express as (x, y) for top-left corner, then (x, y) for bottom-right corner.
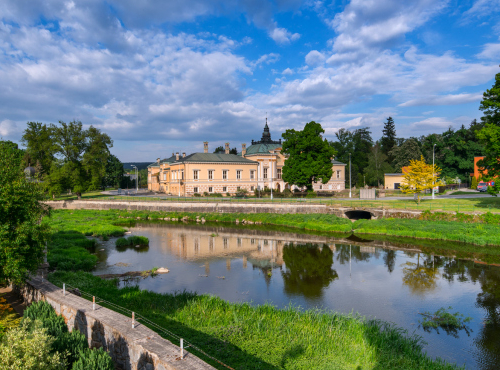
(277, 169), (282, 179)
(163, 173), (167, 181)
(251, 238), (255, 245)
(237, 186), (240, 191)
(236, 170), (241, 180)
(223, 238), (228, 249)
(319, 185), (323, 190)
(237, 238), (242, 247)
(336, 170), (341, 179)
(181, 171), (184, 180)
(193, 170), (199, 180)
(251, 186), (254, 191)
(194, 187), (198, 193)
(208, 170), (214, 180)
(263, 168), (268, 179)
(194, 238), (199, 253)
(223, 186), (227, 192)
(250, 170), (255, 179)
(223, 170), (228, 180)
(209, 187), (213, 193)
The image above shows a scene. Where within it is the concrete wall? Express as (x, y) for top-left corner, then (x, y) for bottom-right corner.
(15, 277), (215, 370)
(45, 200), (423, 220)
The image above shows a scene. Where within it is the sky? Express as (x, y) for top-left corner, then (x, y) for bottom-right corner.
(0, 0), (499, 162)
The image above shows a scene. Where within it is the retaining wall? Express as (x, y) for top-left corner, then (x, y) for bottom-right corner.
(15, 277), (215, 370)
(45, 200), (423, 219)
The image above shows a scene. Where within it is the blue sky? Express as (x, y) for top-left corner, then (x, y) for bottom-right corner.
(1, 0), (499, 161)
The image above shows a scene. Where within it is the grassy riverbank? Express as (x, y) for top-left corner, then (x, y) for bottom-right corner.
(48, 271), (461, 370)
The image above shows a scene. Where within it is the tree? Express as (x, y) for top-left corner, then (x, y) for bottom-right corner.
(0, 141), (50, 284)
(42, 121), (113, 199)
(21, 122), (56, 177)
(365, 142), (393, 187)
(400, 155), (443, 204)
(471, 175), (478, 190)
(479, 70), (500, 126)
(476, 123), (500, 196)
(103, 154), (124, 188)
(213, 146), (238, 154)
(390, 138), (422, 172)
(281, 121), (336, 190)
(380, 117), (397, 162)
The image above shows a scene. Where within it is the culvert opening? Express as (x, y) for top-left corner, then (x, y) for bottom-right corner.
(345, 210), (372, 220)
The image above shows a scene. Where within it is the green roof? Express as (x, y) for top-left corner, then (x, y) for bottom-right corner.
(244, 143), (282, 156)
(331, 159), (346, 165)
(173, 152), (257, 164)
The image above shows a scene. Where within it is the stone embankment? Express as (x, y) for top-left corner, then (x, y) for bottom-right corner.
(46, 200), (423, 219)
(15, 277), (215, 370)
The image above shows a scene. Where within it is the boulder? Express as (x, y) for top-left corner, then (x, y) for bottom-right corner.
(156, 267), (169, 274)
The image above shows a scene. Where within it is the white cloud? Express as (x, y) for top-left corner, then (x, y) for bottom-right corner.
(398, 93), (483, 107)
(305, 50), (325, 66)
(282, 68), (293, 75)
(0, 119), (19, 139)
(269, 27), (300, 44)
(477, 42), (500, 60)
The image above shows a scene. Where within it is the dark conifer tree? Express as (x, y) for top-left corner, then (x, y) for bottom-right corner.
(380, 117), (397, 162)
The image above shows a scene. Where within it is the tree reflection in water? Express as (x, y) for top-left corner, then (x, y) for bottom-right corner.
(282, 243), (338, 299)
(401, 253), (439, 295)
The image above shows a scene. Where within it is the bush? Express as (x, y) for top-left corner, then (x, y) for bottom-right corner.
(226, 192), (231, 197)
(23, 301), (68, 339)
(56, 330), (88, 367)
(0, 318), (66, 370)
(71, 348), (114, 370)
(212, 193), (223, 197)
(305, 191), (317, 198)
(193, 193), (201, 197)
(282, 188), (292, 197)
(203, 192), (209, 196)
(115, 236), (149, 247)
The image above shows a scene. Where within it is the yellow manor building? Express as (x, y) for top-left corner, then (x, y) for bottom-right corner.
(147, 123), (346, 196)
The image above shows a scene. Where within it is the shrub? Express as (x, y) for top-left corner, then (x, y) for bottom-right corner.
(305, 191), (317, 198)
(115, 236), (149, 247)
(193, 193), (201, 197)
(71, 348), (114, 370)
(282, 188), (292, 197)
(226, 192), (231, 197)
(211, 193), (223, 197)
(203, 192), (209, 196)
(23, 301), (68, 338)
(55, 330), (88, 367)
(0, 318), (66, 370)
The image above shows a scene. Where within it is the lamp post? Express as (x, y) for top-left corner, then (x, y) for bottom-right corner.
(131, 165), (138, 194)
(349, 153), (352, 198)
(432, 144), (436, 200)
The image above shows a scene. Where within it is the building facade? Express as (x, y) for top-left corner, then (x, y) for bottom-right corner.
(148, 123), (346, 195)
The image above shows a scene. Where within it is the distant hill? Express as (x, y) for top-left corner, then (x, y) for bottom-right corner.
(123, 162), (152, 171)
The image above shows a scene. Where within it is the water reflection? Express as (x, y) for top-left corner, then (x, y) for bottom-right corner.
(93, 223), (500, 370)
(282, 243), (338, 298)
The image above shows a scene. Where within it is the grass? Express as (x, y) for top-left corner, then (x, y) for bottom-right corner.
(115, 235), (149, 247)
(47, 231), (98, 272)
(48, 271), (462, 370)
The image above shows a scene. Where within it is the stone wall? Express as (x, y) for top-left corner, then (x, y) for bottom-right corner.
(15, 277), (215, 370)
(44, 199), (423, 219)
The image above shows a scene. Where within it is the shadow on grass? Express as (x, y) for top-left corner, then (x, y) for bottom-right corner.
(48, 271), (281, 370)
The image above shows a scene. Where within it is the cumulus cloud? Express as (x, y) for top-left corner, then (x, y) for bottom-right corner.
(305, 50), (325, 66)
(477, 42), (500, 60)
(269, 27), (300, 44)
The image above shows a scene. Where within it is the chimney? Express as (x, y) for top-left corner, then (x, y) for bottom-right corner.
(156, 158), (160, 164)
(225, 142), (230, 154)
(176, 152), (179, 161)
(242, 143), (246, 156)
(203, 142), (208, 153)
(182, 152), (186, 158)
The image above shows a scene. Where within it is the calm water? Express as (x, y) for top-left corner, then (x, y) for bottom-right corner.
(93, 223), (500, 370)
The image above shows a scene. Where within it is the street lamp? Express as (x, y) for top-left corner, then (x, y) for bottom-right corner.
(432, 144), (436, 200)
(131, 165), (138, 194)
(349, 153), (352, 198)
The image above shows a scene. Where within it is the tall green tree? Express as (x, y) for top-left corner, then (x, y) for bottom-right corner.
(365, 142), (393, 187)
(281, 121), (336, 190)
(83, 126), (112, 190)
(0, 141), (50, 284)
(103, 154), (124, 188)
(21, 122), (56, 177)
(479, 71), (500, 126)
(390, 138), (423, 172)
(380, 117), (397, 162)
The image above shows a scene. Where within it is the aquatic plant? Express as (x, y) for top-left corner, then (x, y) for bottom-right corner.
(419, 306), (472, 337)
